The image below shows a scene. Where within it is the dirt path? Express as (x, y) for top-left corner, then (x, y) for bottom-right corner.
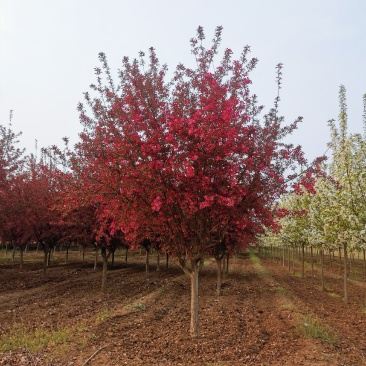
(0, 250), (365, 365)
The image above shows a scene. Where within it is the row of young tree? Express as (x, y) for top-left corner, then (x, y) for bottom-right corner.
(1, 27), (321, 337)
(260, 86), (366, 303)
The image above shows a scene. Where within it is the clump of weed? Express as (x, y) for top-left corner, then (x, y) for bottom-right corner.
(95, 309), (111, 322)
(301, 316), (336, 343)
(219, 289), (229, 296)
(124, 302), (145, 311)
(327, 291), (340, 298)
(134, 302), (145, 311)
(0, 323), (70, 353)
(271, 285), (288, 295)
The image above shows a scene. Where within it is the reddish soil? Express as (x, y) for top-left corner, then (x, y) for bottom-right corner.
(0, 248), (365, 365)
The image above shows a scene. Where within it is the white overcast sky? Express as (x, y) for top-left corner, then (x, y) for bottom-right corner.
(1, 0), (365, 162)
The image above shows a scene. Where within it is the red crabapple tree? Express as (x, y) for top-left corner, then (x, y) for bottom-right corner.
(1, 172), (33, 267)
(24, 157), (66, 277)
(75, 26), (308, 337)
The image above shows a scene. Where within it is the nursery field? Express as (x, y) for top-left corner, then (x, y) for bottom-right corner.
(0, 249), (365, 365)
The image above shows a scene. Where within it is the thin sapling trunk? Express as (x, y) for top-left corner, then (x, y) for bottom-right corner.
(215, 257), (222, 296)
(94, 247), (98, 270)
(20, 247), (24, 270)
(320, 248), (325, 291)
(12, 245), (16, 262)
(343, 243), (348, 304)
(43, 248), (48, 278)
(301, 243), (305, 278)
(310, 246), (314, 277)
(66, 245), (70, 264)
(178, 256), (203, 338)
(156, 252), (160, 271)
(145, 248), (150, 274)
(101, 247), (111, 291)
(82, 246), (86, 263)
(190, 259), (200, 338)
(338, 246), (342, 276)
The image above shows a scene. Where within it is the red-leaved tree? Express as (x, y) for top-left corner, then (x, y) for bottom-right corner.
(74, 26), (312, 337)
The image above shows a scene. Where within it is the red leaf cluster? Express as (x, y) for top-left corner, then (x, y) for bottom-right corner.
(65, 27), (309, 262)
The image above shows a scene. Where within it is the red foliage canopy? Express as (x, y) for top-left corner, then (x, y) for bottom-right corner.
(72, 26), (308, 263)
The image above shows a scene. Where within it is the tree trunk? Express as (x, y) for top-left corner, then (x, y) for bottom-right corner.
(43, 249), (48, 278)
(215, 258), (222, 296)
(338, 246), (342, 276)
(111, 251), (115, 268)
(47, 249), (51, 267)
(82, 246), (86, 263)
(349, 251), (352, 274)
(190, 260), (200, 338)
(101, 248), (108, 291)
(125, 247), (128, 265)
(145, 249), (150, 274)
(274, 246), (277, 262)
(343, 243), (348, 304)
(292, 247), (295, 273)
(66, 246), (69, 264)
(222, 257), (226, 280)
(310, 246), (314, 277)
(301, 243), (305, 278)
(12, 246), (16, 262)
(320, 249), (325, 291)
(156, 252), (160, 271)
(225, 253), (229, 275)
(363, 248), (366, 276)
(165, 253), (169, 269)
(94, 247), (98, 270)
(282, 246), (285, 267)
(5, 243), (8, 257)
(20, 247), (24, 270)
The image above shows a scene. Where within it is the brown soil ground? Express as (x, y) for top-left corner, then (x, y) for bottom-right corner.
(0, 248), (365, 366)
